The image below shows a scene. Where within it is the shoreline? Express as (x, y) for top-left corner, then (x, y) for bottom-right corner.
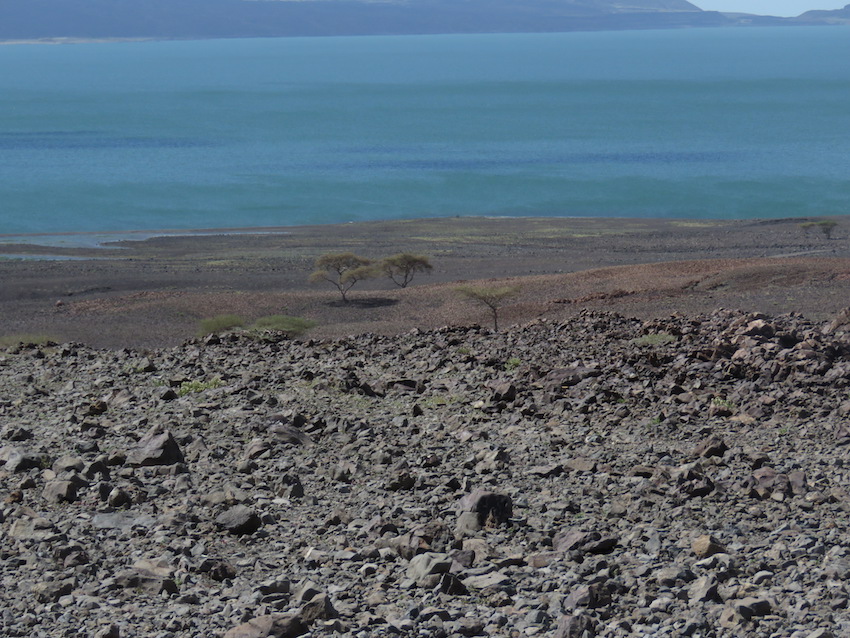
(0, 226), (294, 252)
(0, 214), (835, 255)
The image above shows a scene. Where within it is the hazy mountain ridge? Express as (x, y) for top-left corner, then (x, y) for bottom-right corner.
(799, 3), (850, 22)
(0, 0), (841, 41)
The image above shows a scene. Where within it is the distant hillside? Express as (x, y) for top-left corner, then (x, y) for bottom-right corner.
(798, 3), (850, 23)
(0, 0), (814, 41)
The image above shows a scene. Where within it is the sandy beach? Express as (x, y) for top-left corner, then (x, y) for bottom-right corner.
(2, 215), (850, 349)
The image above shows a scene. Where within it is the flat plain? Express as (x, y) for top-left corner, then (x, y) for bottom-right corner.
(2, 215), (850, 348)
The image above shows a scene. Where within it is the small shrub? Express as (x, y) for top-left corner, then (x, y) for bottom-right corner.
(252, 315), (317, 337)
(197, 314), (245, 336)
(711, 397), (736, 410)
(178, 377), (224, 397)
(505, 357), (522, 371)
(631, 333), (677, 347)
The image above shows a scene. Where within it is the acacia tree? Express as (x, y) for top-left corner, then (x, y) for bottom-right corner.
(380, 253), (433, 288)
(309, 253), (375, 303)
(801, 220), (839, 239)
(455, 284), (520, 332)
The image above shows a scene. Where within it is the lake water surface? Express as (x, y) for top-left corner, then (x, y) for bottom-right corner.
(1, 26), (848, 235)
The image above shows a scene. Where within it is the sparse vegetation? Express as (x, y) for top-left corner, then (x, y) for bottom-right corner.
(631, 332), (677, 347)
(379, 253), (433, 288)
(505, 357), (522, 371)
(455, 284), (520, 332)
(309, 253), (375, 302)
(178, 377), (224, 397)
(712, 397), (736, 410)
(252, 315), (317, 337)
(197, 314), (245, 336)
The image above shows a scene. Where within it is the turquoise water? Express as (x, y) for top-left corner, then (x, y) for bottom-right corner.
(1, 27), (849, 235)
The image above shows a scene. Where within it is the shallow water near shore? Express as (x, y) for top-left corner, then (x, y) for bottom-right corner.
(1, 27), (848, 234)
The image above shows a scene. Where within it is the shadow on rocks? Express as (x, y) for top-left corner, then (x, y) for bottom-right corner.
(327, 297), (399, 309)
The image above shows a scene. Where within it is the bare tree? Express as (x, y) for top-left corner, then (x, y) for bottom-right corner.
(309, 253), (374, 303)
(455, 284), (520, 332)
(380, 253), (433, 288)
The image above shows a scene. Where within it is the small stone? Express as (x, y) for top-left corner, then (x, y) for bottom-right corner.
(462, 571), (511, 591)
(563, 584), (611, 610)
(457, 489), (513, 526)
(113, 569), (178, 595)
(454, 511), (481, 537)
(30, 579), (74, 603)
(107, 487), (132, 507)
(204, 558), (238, 581)
(407, 552), (451, 586)
(293, 579), (322, 603)
(553, 614), (596, 638)
(718, 606), (745, 629)
(299, 593), (337, 624)
(437, 573), (468, 595)
(42, 480), (78, 503)
(222, 614), (307, 638)
(126, 424), (184, 466)
(692, 534), (725, 558)
(52, 455), (85, 473)
(688, 575), (720, 603)
(692, 436), (728, 458)
(734, 596), (772, 618)
(95, 624), (121, 638)
(215, 505), (262, 535)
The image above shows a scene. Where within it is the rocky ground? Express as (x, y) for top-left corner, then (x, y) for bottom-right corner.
(2, 308), (849, 637)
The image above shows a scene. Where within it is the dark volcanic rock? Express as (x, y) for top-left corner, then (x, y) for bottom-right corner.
(458, 489), (513, 527)
(126, 424), (184, 466)
(216, 505), (262, 535)
(223, 614), (307, 638)
(2, 309), (850, 637)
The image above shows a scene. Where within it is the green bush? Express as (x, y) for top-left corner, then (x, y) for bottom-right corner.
(178, 377), (224, 397)
(197, 314), (245, 336)
(505, 357), (522, 371)
(252, 315), (317, 337)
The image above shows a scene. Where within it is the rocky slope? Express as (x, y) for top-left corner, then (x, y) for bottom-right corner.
(1, 308), (849, 637)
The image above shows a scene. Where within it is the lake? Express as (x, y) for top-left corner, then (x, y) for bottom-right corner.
(1, 26), (848, 235)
